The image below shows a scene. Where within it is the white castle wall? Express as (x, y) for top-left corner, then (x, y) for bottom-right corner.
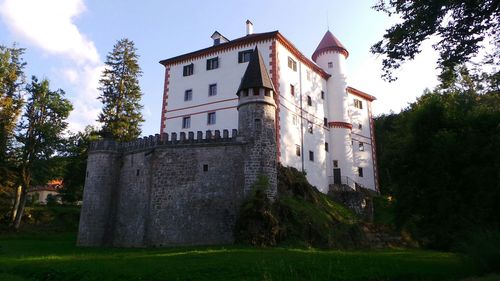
(164, 41), (272, 134)
(275, 42), (329, 192)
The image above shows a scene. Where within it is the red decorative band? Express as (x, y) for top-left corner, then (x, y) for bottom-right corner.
(328, 121), (352, 129)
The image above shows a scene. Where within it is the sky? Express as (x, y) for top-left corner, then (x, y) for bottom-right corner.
(0, 0), (441, 136)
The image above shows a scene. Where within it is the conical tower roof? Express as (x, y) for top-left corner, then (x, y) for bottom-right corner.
(237, 47), (275, 94)
(312, 30), (349, 61)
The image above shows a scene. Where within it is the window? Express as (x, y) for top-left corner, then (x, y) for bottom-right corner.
(184, 89), (192, 101)
(323, 117), (328, 127)
(325, 142), (329, 152)
(207, 112), (216, 125)
(183, 63), (194, 76)
(333, 160), (338, 168)
(203, 164), (209, 172)
(238, 49), (252, 63)
(288, 57), (297, 71)
(307, 122), (313, 134)
(307, 96), (312, 106)
(309, 151), (314, 161)
(359, 142), (364, 151)
(358, 167), (364, 177)
(358, 123), (362, 130)
(290, 84), (295, 96)
(136, 169), (140, 176)
(321, 91), (325, 99)
(214, 38), (220, 45)
(295, 145), (301, 156)
(209, 84), (217, 96)
(182, 116), (191, 129)
(206, 57), (219, 70)
(328, 62), (333, 68)
(354, 98), (363, 109)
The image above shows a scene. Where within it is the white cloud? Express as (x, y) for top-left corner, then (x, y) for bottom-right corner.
(0, 0), (104, 132)
(348, 38), (440, 116)
(0, 0), (99, 65)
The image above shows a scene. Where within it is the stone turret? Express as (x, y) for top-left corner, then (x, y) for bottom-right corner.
(77, 139), (121, 246)
(237, 47), (278, 199)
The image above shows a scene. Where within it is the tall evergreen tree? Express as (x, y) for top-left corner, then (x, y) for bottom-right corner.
(12, 76), (72, 229)
(98, 39), (144, 142)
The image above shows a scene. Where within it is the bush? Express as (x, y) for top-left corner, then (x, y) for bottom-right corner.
(236, 165), (363, 249)
(456, 229), (500, 273)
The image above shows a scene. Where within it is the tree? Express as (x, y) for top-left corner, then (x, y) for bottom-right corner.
(0, 45), (26, 183)
(12, 76), (72, 229)
(98, 38), (144, 142)
(371, 0), (500, 81)
(374, 68), (500, 249)
(0, 44), (26, 222)
(59, 126), (100, 204)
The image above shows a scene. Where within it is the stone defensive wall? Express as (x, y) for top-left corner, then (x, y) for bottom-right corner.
(78, 129), (250, 247)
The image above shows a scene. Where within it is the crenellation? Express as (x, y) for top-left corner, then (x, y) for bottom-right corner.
(197, 131), (203, 141)
(188, 131), (194, 140)
(179, 132), (186, 141)
(214, 130), (221, 139)
(223, 129), (229, 139)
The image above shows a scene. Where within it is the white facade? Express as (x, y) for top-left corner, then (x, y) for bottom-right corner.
(160, 28), (378, 193)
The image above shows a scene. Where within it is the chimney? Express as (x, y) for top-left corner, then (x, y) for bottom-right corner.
(246, 20), (253, 35)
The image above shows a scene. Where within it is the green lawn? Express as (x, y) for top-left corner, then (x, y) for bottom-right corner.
(0, 233), (483, 281)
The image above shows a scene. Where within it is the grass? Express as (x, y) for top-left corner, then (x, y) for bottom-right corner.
(0, 233), (483, 281)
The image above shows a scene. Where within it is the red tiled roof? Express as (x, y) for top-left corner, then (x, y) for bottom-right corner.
(29, 179), (63, 192)
(347, 86), (376, 101)
(159, 31), (331, 79)
(312, 30), (349, 61)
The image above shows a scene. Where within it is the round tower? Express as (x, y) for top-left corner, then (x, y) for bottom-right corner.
(312, 31), (355, 188)
(77, 139), (120, 246)
(237, 47), (278, 199)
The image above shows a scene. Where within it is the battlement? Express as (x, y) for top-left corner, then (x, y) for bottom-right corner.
(89, 129), (240, 153)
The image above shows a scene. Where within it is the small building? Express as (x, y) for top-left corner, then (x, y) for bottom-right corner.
(28, 179), (62, 204)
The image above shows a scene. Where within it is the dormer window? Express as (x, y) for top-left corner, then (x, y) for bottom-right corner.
(211, 31), (229, 46)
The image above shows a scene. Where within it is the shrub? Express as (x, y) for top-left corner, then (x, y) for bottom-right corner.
(456, 229), (500, 273)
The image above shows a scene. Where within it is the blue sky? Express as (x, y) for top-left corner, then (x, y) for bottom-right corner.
(0, 0), (440, 136)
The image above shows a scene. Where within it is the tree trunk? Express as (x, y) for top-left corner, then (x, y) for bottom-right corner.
(12, 184), (28, 230)
(10, 185), (21, 222)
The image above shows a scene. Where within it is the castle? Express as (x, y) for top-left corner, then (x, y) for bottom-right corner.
(159, 21), (378, 192)
(78, 22), (378, 247)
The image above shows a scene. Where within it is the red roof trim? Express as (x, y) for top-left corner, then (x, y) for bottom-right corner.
(346, 86), (376, 101)
(275, 33), (330, 79)
(159, 31), (330, 80)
